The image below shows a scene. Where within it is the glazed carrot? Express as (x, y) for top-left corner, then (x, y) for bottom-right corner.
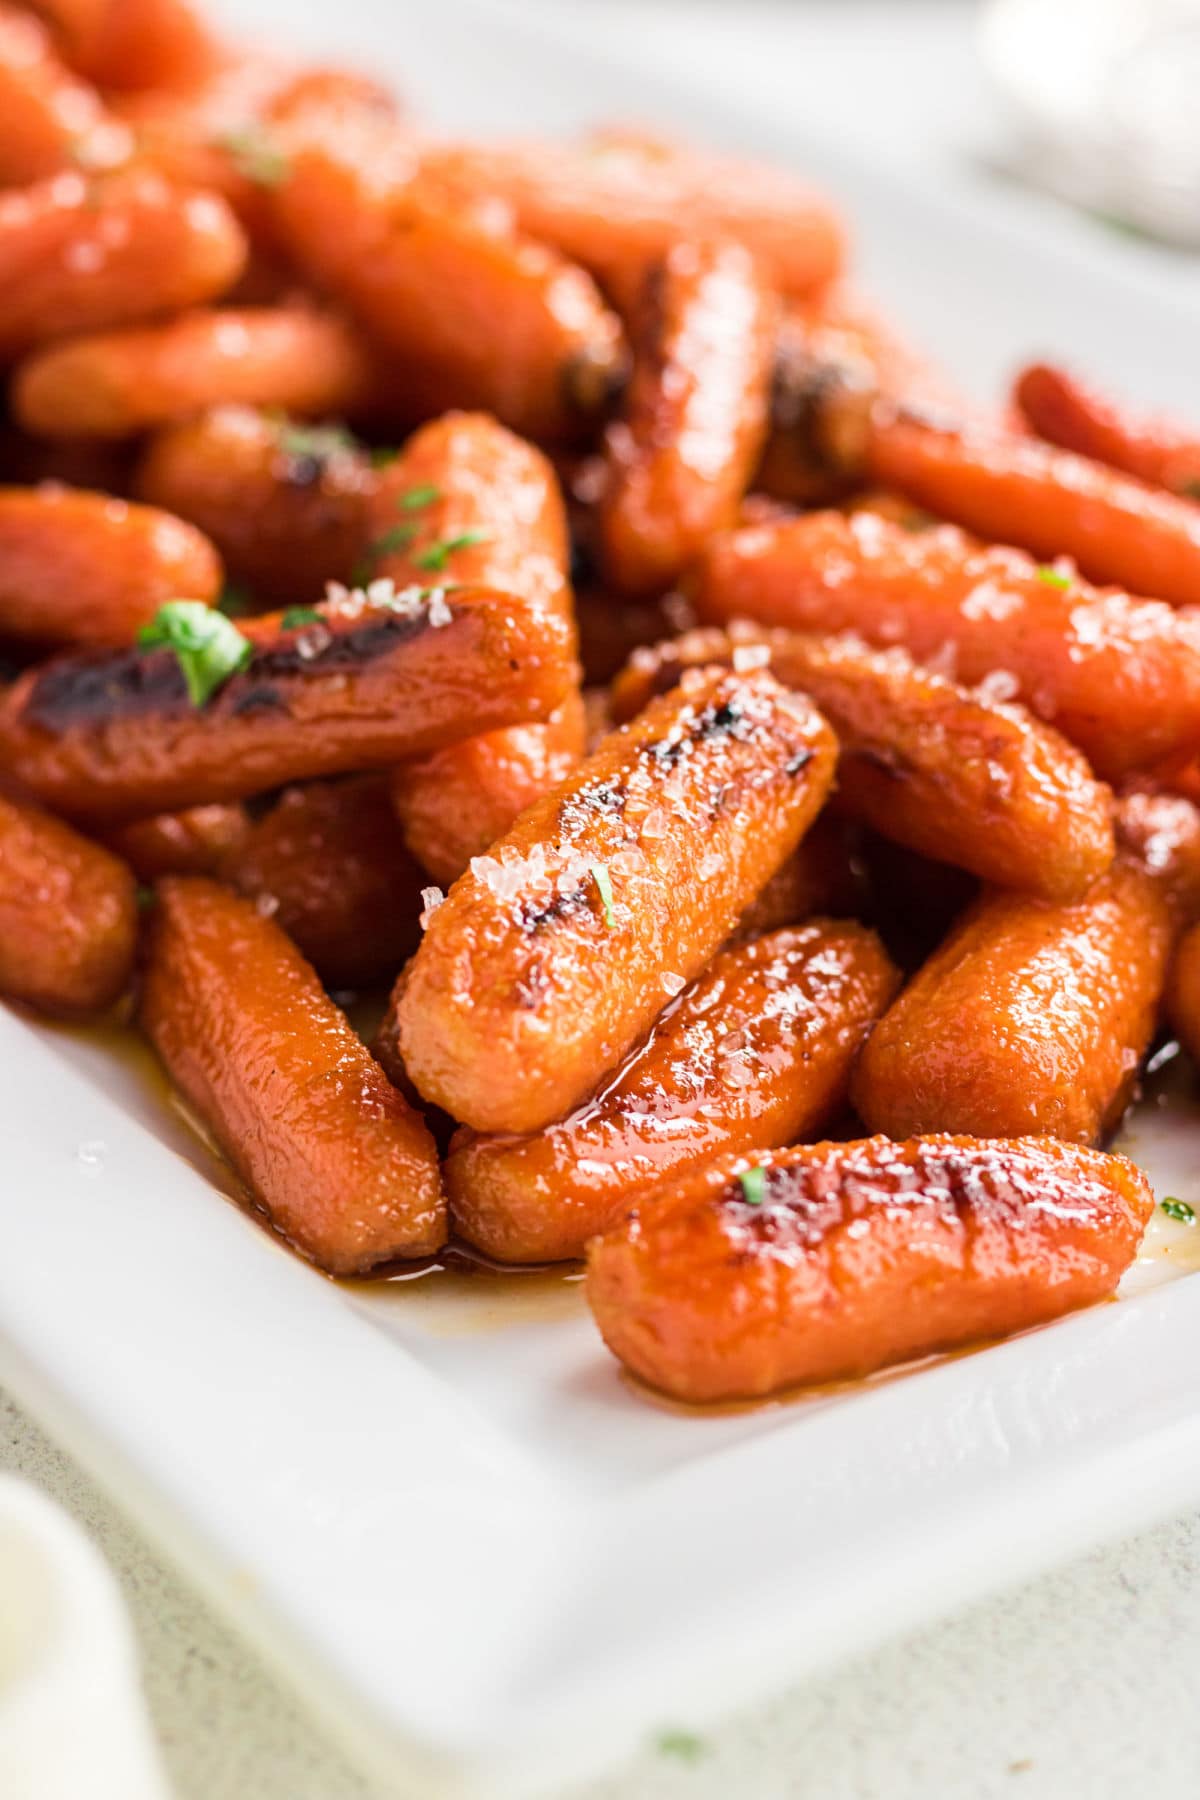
(0, 786), (136, 1016)
(852, 861), (1172, 1144)
(0, 485), (222, 646)
(447, 920), (898, 1264)
(135, 407), (375, 604)
(0, 1), (130, 185)
(14, 306), (380, 439)
(611, 626), (1115, 901)
(38, 0), (224, 91)
(731, 813), (863, 940)
(1015, 363), (1200, 498)
(104, 801), (249, 879)
(367, 411), (583, 882)
(223, 775), (425, 988)
(0, 585), (576, 822)
(421, 131), (845, 303)
(0, 167), (246, 361)
(867, 407), (1200, 608)
(586, 1135), (1153, 1401)
(1167, 921), (1200, 1068)
(689, 509), (1200, 778)
(398, 666), (838, 1134)
(268, 109), (625, 442)
(1113, 785), (1200, 925)
(599, 239), (778, 596)
(140, 877), (444, 1274)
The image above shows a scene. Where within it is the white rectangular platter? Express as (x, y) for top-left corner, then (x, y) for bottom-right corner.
(6, 3), (1200, 1795)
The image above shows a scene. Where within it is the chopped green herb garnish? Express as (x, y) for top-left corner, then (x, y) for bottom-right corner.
(656, 1731), (706, 1763)
(590, 862), (616, 927)
(368, 446), (400, 469)
(218, 125), (290, 187)
(1035, 565), (1072, 589)
(275, 420), (357, 463)
(351, 523), (421, 585)
(135, 884), (156, 911)
(737, 1166), (767, 1207)
(398, 483), (441, 511)
(1161, 1196), (1196, 1224)
(280, 606), (322, 629)
(137, 600), (252, 707)
(413, 529), (490, 572)
(217, 582), (254, 618)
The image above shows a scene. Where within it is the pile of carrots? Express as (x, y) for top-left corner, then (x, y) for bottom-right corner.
(4, 0), (1200, 1404)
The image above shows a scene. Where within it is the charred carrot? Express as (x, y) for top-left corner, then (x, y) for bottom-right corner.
(586, 1135), (1153, 1401)
(447, 920), (898, 1264)
(0, 785), (136, 1015)
(397, 665), (837, 1134)
(139, 877), (444, 1274)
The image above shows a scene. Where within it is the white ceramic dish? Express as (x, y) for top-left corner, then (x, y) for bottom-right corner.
(6, 4), (1200, 1796)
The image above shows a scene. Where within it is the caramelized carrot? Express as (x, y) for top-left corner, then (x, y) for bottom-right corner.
(367, 411), (583, 882)
(0, 2), (130, 185)
(135, 407), (375, 604)
(104, 801), (249, 879)
(612, 626), (1115, 901)
(867, 407), (1200, 608)
(1114, 785), (1200, 925)
(0, 585), (576, 821)
(398, 666), (837, 1134)
(0, 485), (222, 646)
(223, 775), (425, 988)
(268, 108), (625, 442)
(140, 877), (444, 1274)
(0, 785), (136, 1015)
(600, 239), (777, 596)
(421, 132), (845, 303)
(14, 306), (380, 439)
(689, 509), (1200, 778)
(587, 1135), (1153, 1401)
(39, 0), (224, 91)
(852, 862), (1172, 1144)
(1015, 363), (1200, 498)
(1167, 921), (1200, 1068)
(447, 920), (898, 1264)
(0, 167), (246, 361)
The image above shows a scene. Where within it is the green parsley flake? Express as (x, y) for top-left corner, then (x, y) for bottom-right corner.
(218, 126), (290, 188)
(135, 884), (156, 911)
(590, 862), (616, 927)
(737, 1166), (767, 1207)
(1035, 565), (1072, 589)
(275, 420), (357, 462)
(656, 1731), (706, 1763)
(398, 483), (441, 510)
(217, 582), (254, 618)
(413, 529), (490, 572)
(138, 600), (252, 707)
(280, 606), (322, 629)
(1161, 1196), (1196, 1224)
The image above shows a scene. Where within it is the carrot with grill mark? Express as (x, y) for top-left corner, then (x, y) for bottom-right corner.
(447, 920), (898, 1264)
(139, 877), (444, 1275)
(397, 665), (838, 1135)
(586, 1135), (1154, 1402)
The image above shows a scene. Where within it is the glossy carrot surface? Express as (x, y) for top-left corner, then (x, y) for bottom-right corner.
(1015, 363), (1200, 498)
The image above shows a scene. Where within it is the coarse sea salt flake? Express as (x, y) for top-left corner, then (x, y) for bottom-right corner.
(660, 971), (687, 997)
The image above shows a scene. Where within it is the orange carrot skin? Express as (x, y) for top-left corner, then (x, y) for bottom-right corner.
(586, 1135), (1153, 1402)
(0, 167), (246, 362)
(0, 2), (130, 185)
(398, 666), (838, 1135)
(139, 877), (444, 1274)
(0, 485), (222, 646)
(852, 861), (1172, 1144)
(0, 586), (576, 822)
(1114, 785), (1200, 926)
(1168, 921), (1200, 1067)
(600, 239), (778, 596)
(135, 406), (376, 604)
(368, 411), (583, 882)
(48, 0), (225, 91)
(0, 786), (136, 1015)
(14, 306), (380, 440)
(223, 775), (426, 989)
(447, 920), (898, 1264)
(868, 408), (1200, 608)
(689, 509), (1200, 778)
(268, 111), (625, 443)
(421, 133), (845, 304)
(731, 814), (863, 939)
(1015, 363), (1200, 498)
(104, 801), (249, 879)
(611, 624), (1114, 901)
